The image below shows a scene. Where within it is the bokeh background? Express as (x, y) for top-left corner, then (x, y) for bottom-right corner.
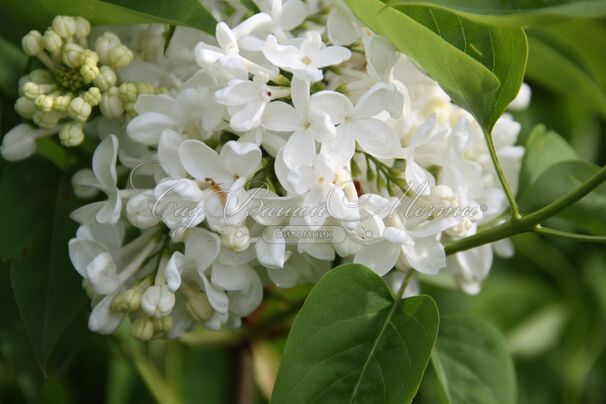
(1, 6), (605, 404)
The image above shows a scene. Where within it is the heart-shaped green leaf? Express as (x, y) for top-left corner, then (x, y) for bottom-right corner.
(271, 264), (439, 404)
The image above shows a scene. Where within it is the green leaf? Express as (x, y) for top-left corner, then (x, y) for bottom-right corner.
(271, 264), (439, 404)
(0, 158), (60, 261)
(99, 0), (216, 33)
(525, 30), (606, 118)
(0, 0), (215, 41)
(0, 34), (27, 100)
(0, 261), (44, 402)
(431, 315), (516, 404)
(9, 163), (87, 374)
(518, 125), (577, 195)
(345, 0), (527, 132)
(386, 0), (606, 25)
(519, 160), (606, 235)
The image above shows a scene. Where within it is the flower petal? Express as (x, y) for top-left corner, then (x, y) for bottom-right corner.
(354, 241), (399, 276)
(127, 112), (178, 145)
(229, 100), (266, 132)
(89, 294), (125, 334)
(310, 91), (354, 124)
(351, 118), (402, 159)
(179, 139), (231, 182)
(402, 237), (446, 275)
(92, 135), (118, 190)
(134, 93), (174, 115)
(262, 101), (302, 132)
(185, 228), (221, 271)
(211, 262), (253, 291)
(220, 140), (262, 178)
(283, 130), (316, 169)
(158, 129), (187, 179)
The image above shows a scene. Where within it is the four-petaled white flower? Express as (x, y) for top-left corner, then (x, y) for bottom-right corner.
(262, 31), (351, 82)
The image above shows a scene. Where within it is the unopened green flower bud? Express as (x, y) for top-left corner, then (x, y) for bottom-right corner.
(74, 17), (91, 38)
(389, 167), (402, 177)
(43, 29), (62, 54)
(23, 82), (42, 100)
(136, 82), (154, 95)
(109, 44), (133, 69)
(35, 95), (54, 112)
(350, 158), (361, 178)
(53, 94), (73, 112)
(80, 64), (99, 84)
(141, 285), (175, 319)
(376, 173), (386, 191)
(59, 122), (84, 146)
(131, 318), (154, 341)
(119, 82), (138, 103)
(93, 65), (117, 91)
(124, 102), (137, 118)
(186, 293), (213, 322)
(123, 288), (143, 312)
(52, 16), (76, 38)
(33, 111), (61, 129)
(221, 226), (250, 252)
(15, 97), (36, 119)
(153, 317), (173, 333)
(95, 32), (121, 65)
(82, 87), (101, 106)
(110, 293), (125, 312)
(82, 49), (99, 66)
(62, 43), (85, 68)
(100, 87), (124, 118)
(28, 69), (53, 84)
(366, 165), (376, 183)
(68, 97), (92, 122)
(22, 30), (43, 56)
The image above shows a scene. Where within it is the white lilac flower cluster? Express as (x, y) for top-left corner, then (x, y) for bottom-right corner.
(6, 1), (530, 340)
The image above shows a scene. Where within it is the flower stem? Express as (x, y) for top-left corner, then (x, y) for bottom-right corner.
(483, 130), (521, 220)
(534, 227), (606, 243)
(445, 164), (606, 255)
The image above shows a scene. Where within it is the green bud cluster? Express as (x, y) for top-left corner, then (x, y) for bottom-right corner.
(363, 153), (409, 195)
(16, 15), (162, 148)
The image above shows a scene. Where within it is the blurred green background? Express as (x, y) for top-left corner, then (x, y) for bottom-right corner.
(1, 7), (606, 404)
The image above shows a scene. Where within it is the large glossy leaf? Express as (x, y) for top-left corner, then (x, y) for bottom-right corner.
(431, 315), (516, 404)
(0, 0), (215, 42)
(386, 0), (606, 25)
(100, 0), (216, 33)
(518, 125), (577, 195)
(0, 261), (44, 401)
(519, 160), (606, 235)
(345, 0), (527, 132)
(271, 264), (439, 404)
(9, 164), (87, 373)
(0, 158), (60, 261)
